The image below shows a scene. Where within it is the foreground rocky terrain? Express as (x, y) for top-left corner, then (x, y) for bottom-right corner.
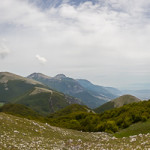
(0, 113), (150, 150)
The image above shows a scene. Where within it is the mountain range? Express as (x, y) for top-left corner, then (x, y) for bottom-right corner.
(0, 72), (82, 115)
(28, 72), (121, 108)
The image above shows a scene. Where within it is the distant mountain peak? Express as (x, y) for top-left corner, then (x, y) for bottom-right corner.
(54, 74), (66, 79)
(28, 73), (51, 79)
(94, 94), (141, 113)
(112, 94), (140, 108)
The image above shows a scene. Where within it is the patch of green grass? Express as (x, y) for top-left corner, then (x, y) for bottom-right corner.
(115, 119), (150, 138)
(0, 102), (4, 107)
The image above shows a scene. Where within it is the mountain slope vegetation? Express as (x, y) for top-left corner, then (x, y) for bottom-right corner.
(0, 72), (45, 103)
(1, 98), (150, 137)
(49, 104), (92, 118)
(0, 103), (41, 120)
(48, 100), (150, 133)
(94, 95), (140, 113)
(13, 87), (82, 115)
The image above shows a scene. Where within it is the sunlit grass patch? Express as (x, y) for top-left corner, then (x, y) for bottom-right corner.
(0, 102), (4, 107)
(115, 119), (150, 138)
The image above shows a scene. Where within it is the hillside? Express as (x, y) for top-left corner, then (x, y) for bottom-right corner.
(13, 87), (82, 115)
(0, 103), (41, 120)
(0, 72), (45, 103)
(0, 113), (149, 149)
(115, 119), (150, 138)
(0, 72), (82, 115)
(28, 73), (120, 108)
(94, 95), (140, 113)
(48, 100), (150, 133)
(77, 79), (121, 99)
(49, 104), (92, 118)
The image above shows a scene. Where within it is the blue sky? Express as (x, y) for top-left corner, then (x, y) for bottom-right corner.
(1, 0), (150, 89)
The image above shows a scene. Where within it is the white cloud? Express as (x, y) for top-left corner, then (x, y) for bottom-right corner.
(1, 0), (150, 88)
(0, 42), (10, 59)
(36, 54), (47, 64)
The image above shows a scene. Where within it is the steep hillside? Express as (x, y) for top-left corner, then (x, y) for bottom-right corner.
(28, 73), (85, 95)
(1, 113), (149, 149)
(13, 87), (82, 115)
(0, 72), (44, 103)
(0, 72), (82, 115)
(28, 73), (117, 108)
(77, 79), (120, 99)
(94, 95), (140, 113)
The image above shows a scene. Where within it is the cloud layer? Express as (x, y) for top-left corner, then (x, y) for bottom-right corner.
(0, 0), (150, 89)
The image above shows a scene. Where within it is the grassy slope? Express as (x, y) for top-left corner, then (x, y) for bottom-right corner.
(0, 76), (82, 115)
(112, 95), (140, 107)
(14, 91), (52, 115)
(0, 112), (150, 150)
(13, 90), (74, 115)
(12, 88), (81, 115)
(1, 102), (150, 140)
(94, 95), (140, 113)
(0, 80), (35, 102)
(115, 119), (150, 138)
(0, 103), (41, 119)
(94, 101), (115, 113)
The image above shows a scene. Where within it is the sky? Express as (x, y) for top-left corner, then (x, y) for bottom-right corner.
(1, 0), (150, 89)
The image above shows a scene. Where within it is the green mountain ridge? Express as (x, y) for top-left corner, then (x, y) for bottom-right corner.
(13, 87), (82, 115)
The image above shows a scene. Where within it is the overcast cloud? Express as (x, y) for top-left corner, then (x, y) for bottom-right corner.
(0, 0), (150, 89)
(0, 41), (10, 59)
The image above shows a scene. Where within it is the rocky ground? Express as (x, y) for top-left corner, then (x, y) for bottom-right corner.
(0, 113), (150, 150)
